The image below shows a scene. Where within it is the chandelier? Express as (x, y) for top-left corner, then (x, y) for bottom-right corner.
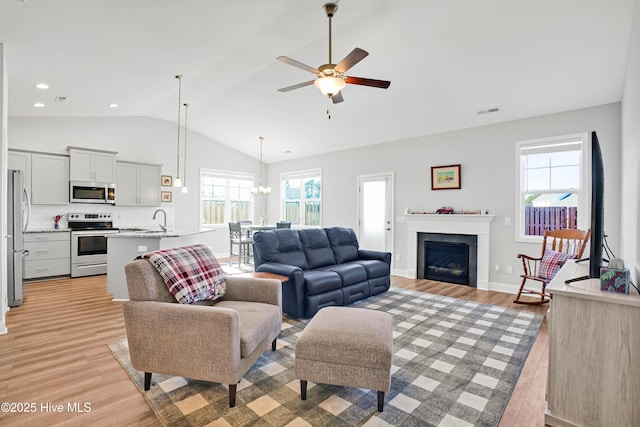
(250, 136), (271, 195)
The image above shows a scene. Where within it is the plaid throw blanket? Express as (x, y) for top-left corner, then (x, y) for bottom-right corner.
(138, 244), (227, 304)
(538, 248), (574, 280)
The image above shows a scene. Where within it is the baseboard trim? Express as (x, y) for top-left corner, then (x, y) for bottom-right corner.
(488, 281), (519, 294)
(392, 268), (410, 277)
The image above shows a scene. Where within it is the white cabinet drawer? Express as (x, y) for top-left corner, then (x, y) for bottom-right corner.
(25, 240), (70, 261)
(25, 232), (70, 243)
(24, 259), (71, 279)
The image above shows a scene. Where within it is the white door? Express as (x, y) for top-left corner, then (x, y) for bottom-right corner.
(357, 173), (393, 254)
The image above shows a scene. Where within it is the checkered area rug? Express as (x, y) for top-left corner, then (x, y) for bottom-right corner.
(109, 288), (543, 426)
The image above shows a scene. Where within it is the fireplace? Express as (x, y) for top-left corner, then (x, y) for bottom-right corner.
(417, 232), (478, 287)
(405, 214), (493, 290)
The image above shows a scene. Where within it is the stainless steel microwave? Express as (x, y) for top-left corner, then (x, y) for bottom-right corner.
(70, 181), (116, 204)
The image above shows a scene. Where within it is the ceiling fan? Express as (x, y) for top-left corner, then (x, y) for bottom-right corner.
(276, 2), (391, 104)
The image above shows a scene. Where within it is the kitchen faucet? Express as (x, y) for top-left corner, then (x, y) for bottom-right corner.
(152, 209), (167, 231)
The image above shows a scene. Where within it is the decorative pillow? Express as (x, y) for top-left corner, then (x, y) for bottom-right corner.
(539, 248), (574, 280)
(139, 244), (227, 304)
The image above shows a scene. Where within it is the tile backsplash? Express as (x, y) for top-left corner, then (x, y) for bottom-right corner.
(28, 205), (175, 231)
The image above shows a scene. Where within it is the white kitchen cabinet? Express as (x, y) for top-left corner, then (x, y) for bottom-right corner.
(9, 149), (68, 205)
(67, 147), (117, 182)
(24, 232), (71, 279)
(116, 161), (161, 207)
(8, 149), (32, 193)
(31, 153), (70, 205)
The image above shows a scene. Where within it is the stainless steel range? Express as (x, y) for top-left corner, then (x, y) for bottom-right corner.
(68, 213), (118, 278)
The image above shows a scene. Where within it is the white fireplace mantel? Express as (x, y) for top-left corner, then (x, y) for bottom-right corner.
(405, 214), (494, 290)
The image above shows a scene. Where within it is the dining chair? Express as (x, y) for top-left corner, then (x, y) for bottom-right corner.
(276, 221), (291, 229)
(229, 222), (253, 266)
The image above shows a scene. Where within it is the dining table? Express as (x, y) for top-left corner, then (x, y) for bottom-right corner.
(241, 224), (275, 237)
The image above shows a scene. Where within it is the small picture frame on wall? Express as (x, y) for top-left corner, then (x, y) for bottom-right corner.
(431, 164), (461, 190)
(161, 175), (173, 186)
(161, 191), (172, 203)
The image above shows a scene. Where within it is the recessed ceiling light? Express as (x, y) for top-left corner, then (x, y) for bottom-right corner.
(109, 103), (118, 108)
(35, 83), (49, 89)
(33, 102), (45, 108)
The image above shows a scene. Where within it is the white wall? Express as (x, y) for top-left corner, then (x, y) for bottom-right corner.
(621, 0), (640, 282)
(1, 44), (9, 334)
(6, 104), (626, 295)
(8, 116), (262, 255)
(265, 103), (622, 292)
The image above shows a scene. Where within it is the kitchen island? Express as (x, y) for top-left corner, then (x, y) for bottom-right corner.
(106, 228), (216, 300)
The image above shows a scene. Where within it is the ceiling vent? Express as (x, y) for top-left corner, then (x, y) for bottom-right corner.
(54, 96), (67, 102)
(477, 107), (501, 115)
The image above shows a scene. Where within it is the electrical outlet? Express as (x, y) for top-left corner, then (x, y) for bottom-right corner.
(504, 217), (511, 226)
(395, 253), (401, 261)
(495, 264), (501, 272)
(506, 265), (513, 274)
(137, 246), (147, 252)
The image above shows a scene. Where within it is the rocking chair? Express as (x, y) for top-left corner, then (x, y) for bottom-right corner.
(514, 228), (590, 304)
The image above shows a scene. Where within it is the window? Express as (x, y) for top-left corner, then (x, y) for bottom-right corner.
(516, 133), (589, 240)
(281, 169), (322, 226)
(200, 169), (254, 226)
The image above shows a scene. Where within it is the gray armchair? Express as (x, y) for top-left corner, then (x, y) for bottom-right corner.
(122, 258), (282, 407)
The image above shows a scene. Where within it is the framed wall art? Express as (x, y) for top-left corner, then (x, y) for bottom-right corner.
(161, 191), (172, 202)
(431, 164), (461, 190)
(161, 175), (173, 186)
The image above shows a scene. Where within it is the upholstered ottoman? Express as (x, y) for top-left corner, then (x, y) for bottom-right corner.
(294, 306), (393, 411)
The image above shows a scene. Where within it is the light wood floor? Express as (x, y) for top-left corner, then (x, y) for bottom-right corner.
(0, 274), (548, 426)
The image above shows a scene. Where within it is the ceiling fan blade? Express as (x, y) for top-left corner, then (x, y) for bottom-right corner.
(345, 76), (391, 89)
(335, 48), (369, 73)
(277, 81), (315, 92)
(276, 56), (319, 74)
(331, 92), (344, 104)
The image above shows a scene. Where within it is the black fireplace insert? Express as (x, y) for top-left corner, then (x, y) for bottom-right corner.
(417, 232), (478, 287)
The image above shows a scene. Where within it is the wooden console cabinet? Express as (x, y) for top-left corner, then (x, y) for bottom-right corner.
(545, 260), (640, 427)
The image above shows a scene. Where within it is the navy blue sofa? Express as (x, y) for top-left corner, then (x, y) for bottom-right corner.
(252, 227), (391, 318)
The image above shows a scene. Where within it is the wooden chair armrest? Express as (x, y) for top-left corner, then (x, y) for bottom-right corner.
(517, 253), (542, 261)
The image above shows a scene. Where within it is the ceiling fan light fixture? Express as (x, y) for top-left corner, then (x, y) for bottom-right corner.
(314, 76), (346, 97)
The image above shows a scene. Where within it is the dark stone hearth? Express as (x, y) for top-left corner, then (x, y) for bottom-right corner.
(417, 233), (477, 287)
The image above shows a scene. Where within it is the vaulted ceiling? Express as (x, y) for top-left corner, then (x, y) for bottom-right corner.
(0, 0), (634, 162)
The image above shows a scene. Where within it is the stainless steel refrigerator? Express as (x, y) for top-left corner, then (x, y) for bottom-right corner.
(7, 169), (30, 307)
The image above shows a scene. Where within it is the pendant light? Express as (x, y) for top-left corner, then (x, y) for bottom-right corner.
(181, 103), (189, 194)
(250, 136), (272, 195)
(173, 75), (183, 188)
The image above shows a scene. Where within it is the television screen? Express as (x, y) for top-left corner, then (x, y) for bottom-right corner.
(588, 131), (605, 278)
(565, 131), (604, 284)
